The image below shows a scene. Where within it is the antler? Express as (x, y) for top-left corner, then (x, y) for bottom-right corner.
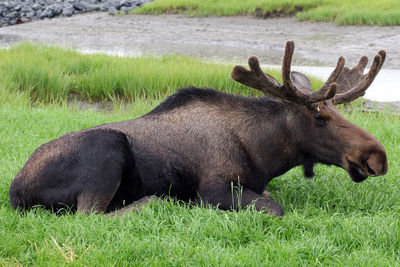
(332, 50), (386, 105)
(231, 40), (343, 109)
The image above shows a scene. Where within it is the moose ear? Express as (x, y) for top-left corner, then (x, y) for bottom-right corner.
(290, 71), (312, 93)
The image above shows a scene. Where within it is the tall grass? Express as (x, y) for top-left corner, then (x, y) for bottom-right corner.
(0, 44), (252, 103)
(298, 0), (400, 25)
(0, 44), (325, 104)
(134, 0), (321, 17)
(134, 0), (400, 26)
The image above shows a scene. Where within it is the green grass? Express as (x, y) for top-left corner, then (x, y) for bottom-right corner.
(0, 43), (263, 103)
(134, 0), (321, 17)
(1, 91), (400, 266)
(134, 0), (400, 26)
(0, 43), (324, 104)
(1, 45), (400, 265)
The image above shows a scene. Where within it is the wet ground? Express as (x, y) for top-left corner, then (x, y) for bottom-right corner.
(0, 13), (399, 101)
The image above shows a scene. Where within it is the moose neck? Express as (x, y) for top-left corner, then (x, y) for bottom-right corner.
(232, 98), (305, 181)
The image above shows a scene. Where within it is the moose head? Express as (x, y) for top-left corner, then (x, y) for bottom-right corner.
(231, 40), (388, 183)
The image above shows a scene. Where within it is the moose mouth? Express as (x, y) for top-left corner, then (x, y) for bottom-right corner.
(347, 161), (368, 183)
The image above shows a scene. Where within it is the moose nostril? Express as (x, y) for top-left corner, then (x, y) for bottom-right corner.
(366, 154), (385, 176)
(366, 161), (376, 176)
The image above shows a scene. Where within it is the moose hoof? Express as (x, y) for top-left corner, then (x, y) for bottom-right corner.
(259, 198), (284, 217)
(268, 204), (284, 217)
(109, 195), (159, 216)
(261, 191), (271, 199)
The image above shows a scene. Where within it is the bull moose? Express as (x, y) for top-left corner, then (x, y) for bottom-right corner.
(9, 41), (388, 216)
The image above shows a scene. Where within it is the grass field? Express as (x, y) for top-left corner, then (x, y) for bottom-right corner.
(1, 45), (400, 265)
(134, 0), (400, 26)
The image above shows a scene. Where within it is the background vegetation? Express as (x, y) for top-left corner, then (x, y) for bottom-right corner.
(134, 0), (400, 26)
(0, 44), (325, 103)
(1, 45), (399, 265)
(0, 44), (262, 103)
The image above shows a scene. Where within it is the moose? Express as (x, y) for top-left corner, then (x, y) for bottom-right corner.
(10, 41), (388, 216)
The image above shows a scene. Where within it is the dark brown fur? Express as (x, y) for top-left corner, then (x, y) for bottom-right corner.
(9, 40), (389, 217)
(9, 85), (387, 216)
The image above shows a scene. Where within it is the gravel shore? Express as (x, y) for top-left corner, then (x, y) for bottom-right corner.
(1, 13), (399, 69)
(0, 0), (152, 27)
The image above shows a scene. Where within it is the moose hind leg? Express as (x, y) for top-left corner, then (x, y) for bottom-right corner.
(76, 152), (132, 214)
(76, 183), (120, 214)
(74, 129), (141, 214)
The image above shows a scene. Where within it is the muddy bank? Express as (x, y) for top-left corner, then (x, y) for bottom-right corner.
(0, 13), (399, 68)
(0, 13), (399, 102)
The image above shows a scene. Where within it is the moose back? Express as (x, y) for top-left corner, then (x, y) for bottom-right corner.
(9, 41), (388, 216)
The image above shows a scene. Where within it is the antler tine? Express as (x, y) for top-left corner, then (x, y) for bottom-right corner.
(355, 56), (369, 73)
(326, 56), (346, 84)
(377, 50), (386, 72)
(282, 40), (295, 90)
(281, 41), (310, 102)
(232, 40), (340, 108)
(247, 56), (282, 91)
(279, 40), (313, 107)
(309, 56), (345, 102)
(231, 56), (283, 97)
(333, 51), (385, 105)
(281, 40), (338, 106)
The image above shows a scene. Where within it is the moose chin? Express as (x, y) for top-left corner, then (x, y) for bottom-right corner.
(9, 41), (388, 217)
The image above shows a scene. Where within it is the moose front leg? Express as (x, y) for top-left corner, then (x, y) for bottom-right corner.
(198, 184), (283, 217)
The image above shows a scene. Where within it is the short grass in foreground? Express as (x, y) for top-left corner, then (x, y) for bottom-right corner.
(1, 91), (400, 265)
(1, 45), (400, 265)
(134, 0), (400, 26)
